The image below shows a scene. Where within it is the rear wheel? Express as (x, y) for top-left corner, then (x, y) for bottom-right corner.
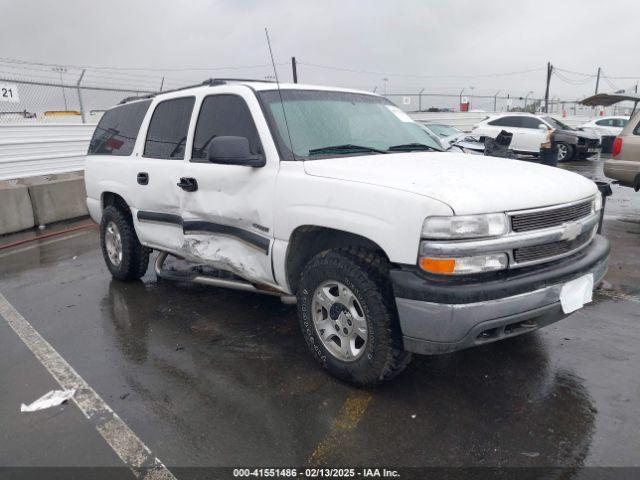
(100, 206), (150, 281)
(556, 142), (574, 162)
(297, 248), (411, 386)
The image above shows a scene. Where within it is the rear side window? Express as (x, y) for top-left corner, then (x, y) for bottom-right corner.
(191, 95), (262, 161)
(596, 119), (613, 126)
(144, 97), (195, 159)
(520, 117), (544, 129)
(488, 116), (521, 128)
(88, 100), (151, 156)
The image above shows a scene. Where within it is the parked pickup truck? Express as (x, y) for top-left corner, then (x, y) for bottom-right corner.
(85, 79), (610, 386)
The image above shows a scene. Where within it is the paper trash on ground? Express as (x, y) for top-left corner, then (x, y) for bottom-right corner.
(20, 389), (76, 413)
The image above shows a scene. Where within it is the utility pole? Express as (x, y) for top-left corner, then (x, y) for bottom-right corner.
(159, 77), (165, 92)
(544, 62), (552, 113)
(291, 57), (298, 83)
(595, 67), (601, 94)
(418, 88), (424, 111)
(493, 90), (500, 112)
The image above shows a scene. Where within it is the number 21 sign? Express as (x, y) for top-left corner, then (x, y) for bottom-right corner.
(0, 84), (20, 103)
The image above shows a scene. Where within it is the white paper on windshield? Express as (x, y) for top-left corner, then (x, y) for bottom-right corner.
(559, 273), (593, 314)
(386, 105), (414, 123)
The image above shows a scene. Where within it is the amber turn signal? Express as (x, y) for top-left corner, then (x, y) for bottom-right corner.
(419, 257), (456, 274)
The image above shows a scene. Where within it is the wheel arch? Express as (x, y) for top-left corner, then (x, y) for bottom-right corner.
(284, 225), (392, 295)
(102, 191), (132, 218)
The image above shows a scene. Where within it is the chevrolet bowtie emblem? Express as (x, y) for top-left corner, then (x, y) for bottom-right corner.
(560, 222), (582, 241)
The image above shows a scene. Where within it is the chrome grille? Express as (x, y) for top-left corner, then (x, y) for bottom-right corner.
(511, 200), (592, 232)
(513, 230), (592, 264)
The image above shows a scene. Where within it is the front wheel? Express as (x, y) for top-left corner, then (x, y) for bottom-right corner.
(297, 248), (411, 386)
(556, 142), (574, 162)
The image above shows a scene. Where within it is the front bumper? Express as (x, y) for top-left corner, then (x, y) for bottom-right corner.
(391, 235), (610, 355)
(575, 141), (601, 157)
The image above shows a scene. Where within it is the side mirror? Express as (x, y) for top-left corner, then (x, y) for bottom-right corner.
(538, 124), (549, 131)
(208, 136), (265, 167)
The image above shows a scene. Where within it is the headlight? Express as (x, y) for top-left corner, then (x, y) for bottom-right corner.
(422, 214), (509, 239)
(418, 253), (508, 275)
(593, 193), (602, 212)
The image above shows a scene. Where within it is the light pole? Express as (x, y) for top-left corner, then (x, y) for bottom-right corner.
(493, 90), (500, 112)
(524, 90), (533, 110)
(52, 66), (68, 111)
(418, 88), (425, 111)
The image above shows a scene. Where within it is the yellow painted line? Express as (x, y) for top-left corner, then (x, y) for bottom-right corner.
(308, 390), (373, 465)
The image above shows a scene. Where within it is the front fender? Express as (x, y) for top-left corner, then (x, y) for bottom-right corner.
(275, 176), (453, 265)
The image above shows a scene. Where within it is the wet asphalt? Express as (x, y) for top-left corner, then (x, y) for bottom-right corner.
(0, 158), (639, 477)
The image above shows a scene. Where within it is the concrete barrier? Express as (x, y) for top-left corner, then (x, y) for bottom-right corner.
(0, 181), (35, 235)
(20, 172), (88, 227)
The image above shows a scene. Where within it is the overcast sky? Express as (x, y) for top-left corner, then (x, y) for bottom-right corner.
(4, 0), (640, 108)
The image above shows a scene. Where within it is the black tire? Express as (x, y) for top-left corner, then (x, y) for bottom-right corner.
(556, 142), (574, 162)
(297, 248), (411, 386)
(100, 205), (150, 281)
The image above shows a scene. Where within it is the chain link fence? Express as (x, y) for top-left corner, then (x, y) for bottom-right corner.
(0, 61), (635, 123)
(381, 92), (631, 116)
(0, 77), (157, 124)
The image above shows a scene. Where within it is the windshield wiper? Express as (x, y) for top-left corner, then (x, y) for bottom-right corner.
(387, 143), (440, 152)
(308, 144), (388, 156)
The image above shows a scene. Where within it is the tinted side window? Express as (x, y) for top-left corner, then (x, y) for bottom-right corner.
(88, 100), (151, 156)
(596, 119), (612, 126)
(488, 116), (521, 127)
(191, 95), (262, 161)
(613, 118), (628, 128)
(520, 117), (545, 129)
(144, 97), (195, 159)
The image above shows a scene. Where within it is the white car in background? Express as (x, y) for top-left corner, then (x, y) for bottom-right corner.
(581, 116), (629, 137)
(580, 116), (629, 153)
(471, 113), (601, 161)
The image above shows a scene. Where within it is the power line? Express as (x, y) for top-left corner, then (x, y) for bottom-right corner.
(297, 61), (545, 79)
(0, 56), (287, 73)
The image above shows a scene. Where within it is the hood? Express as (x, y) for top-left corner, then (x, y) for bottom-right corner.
(559, 128), (600, 140)
(303, 152), (597, 215)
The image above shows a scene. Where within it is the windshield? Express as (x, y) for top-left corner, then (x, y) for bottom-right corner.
(542, 116), (572, 131)
(423, 123), (462, 138)
(258, 89), (443, 159)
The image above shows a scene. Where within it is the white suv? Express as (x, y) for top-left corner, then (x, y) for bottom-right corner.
(85, 79), (610, 386)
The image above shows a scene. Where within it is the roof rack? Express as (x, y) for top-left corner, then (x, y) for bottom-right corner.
(118, 78), (276, 105)
(201, 78), (276, 85)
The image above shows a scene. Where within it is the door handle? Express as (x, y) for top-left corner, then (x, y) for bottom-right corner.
(137, 172), (149, 185)
(177, 177), (198, 192)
